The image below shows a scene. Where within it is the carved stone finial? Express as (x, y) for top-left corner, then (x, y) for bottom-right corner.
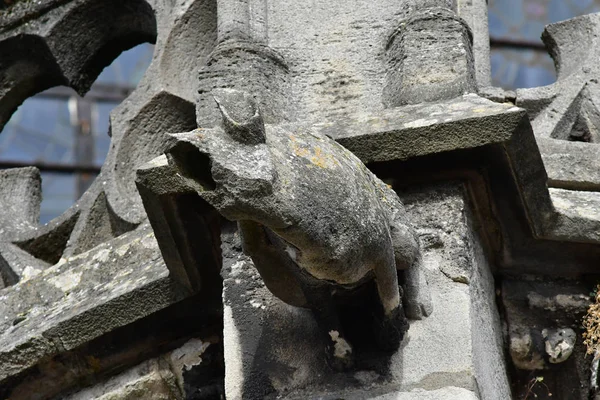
(213, 88), (266, 145)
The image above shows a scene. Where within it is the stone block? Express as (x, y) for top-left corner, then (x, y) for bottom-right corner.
(371, 387), (479, 399)
(538, 137), (600, 191)
(549, 188), (600, 243)
(64, 359), (181, 400)
(0, 226), (186, 399)
(62, 336), (224, 400)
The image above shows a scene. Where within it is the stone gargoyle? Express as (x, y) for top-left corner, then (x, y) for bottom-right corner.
(165, 89), (432, 369)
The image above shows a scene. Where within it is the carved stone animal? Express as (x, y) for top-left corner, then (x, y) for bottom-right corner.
(166, 89), (432, 368)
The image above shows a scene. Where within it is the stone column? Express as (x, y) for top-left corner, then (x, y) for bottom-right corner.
(216, 0), (268, 43)
(197, 0), (291, 127)
(383, 0), (477, 107)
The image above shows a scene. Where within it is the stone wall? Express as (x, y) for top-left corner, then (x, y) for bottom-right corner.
(0, 1), (600, 399)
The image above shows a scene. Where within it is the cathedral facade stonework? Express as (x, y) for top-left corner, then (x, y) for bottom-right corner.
(0, 1), (599, 399)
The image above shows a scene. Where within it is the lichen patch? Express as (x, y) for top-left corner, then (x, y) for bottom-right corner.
(328, 330), (352, 358)
(49, 271), (83, 292)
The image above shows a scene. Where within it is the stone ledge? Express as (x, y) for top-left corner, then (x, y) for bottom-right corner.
(314, 93), (525, 163)
(372, 387), (479, 400)
(0, 225), (186, 392)
(549, 188), (600, 243)
(310, 95), (600, 262)
(62, 337), (222, 400)
(538, 137), (600, 191)
(279, 386), (478, 400)
(64, 358), (181, 400)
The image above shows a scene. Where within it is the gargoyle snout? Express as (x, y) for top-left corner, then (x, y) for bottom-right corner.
(213, 88), (266, 145)
(167, 141), (216, 192)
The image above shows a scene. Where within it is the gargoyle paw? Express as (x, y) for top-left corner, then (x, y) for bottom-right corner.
(376, 307), (409, 352)
(404, 266), (433, 320)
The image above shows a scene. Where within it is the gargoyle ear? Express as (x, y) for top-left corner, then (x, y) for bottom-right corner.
(212, 89), (266, 145)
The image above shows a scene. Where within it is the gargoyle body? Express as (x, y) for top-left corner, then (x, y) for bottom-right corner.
(167, 89), (432, 368)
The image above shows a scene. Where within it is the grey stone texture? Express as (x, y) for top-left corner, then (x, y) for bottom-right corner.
(167, 88), (430, 314)
(0, 226), (187, 399)
(512, 14), (600, 250)
(502, 279), (593, 399)
(538, 137), (600, 191)
(383, 6), (477, 106)
(516, 13), (600, 141)
(0, 1), (226, 395)
(61, 337), (222, 400)
(457, 0), (491, 87)
(63, 358), (182, 400)
(216, 184), (509, 400)
(1, 0), (600, 399)
(282, 386), (479, 400)
(149, 88), (436, 371)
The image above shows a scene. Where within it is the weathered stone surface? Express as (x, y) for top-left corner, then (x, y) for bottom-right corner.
(0, 226), (186, 399)
(163, 88), (433, 370)
(220, 183), (509, 400)
(477, 85), (510, 103)
(383, 6), (476, 106)
(516, 13), (600, 140)
(399, 184), (510, 400)
(169, 338), (224, 399)
(0, 4), (226, 395)
(371, 387), (479, 400)
(0, 241), (48, 287)
(510, 14), (600, 260)
(4, 0), (600, 399)
(0, 167), (41, 238)
(538, 137), (600, 191)
(0, 168), (50, 288)
(196, 39), (291, 127)
(502, 279), (593, 399)
(61, 336), (223, 400)
(280, 386), (479, 400)
(64, 358), (182, 400)
(315, 94), (525, 163)
(136, 154), (223, 295)
(0, 0), (69, 32)
(266, 0), (429, 121)
(0, 0), (219, 269)
(543, 328), (576, 364)
(310, 94), (600, 254)
(457, 0), (491, 87)
(549, 188), (600, 243)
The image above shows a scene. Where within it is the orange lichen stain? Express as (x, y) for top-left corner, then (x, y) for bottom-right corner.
(290, 137), (339, 169)
(310, 147), (330, 169)
(293, 143), (310, 158)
